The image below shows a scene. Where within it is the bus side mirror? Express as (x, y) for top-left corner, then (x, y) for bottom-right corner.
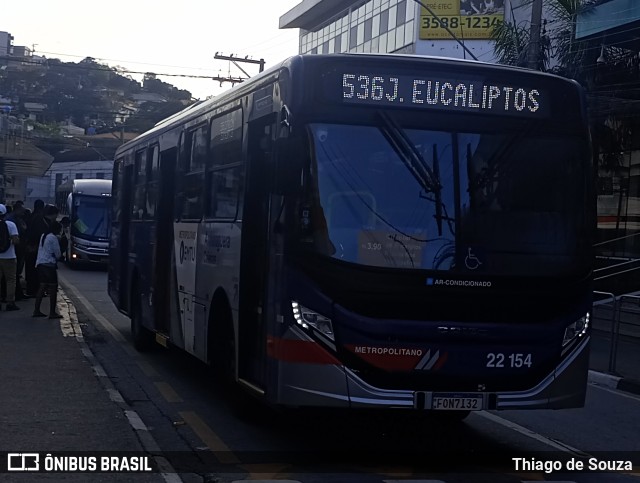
(273, 137), (304, 195)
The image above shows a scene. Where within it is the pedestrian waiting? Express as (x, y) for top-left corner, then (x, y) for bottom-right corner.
(0, 203), (20, 311)
(33, 221), (63, 319)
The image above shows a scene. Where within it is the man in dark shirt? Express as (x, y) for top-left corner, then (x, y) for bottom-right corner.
(6, 201), (28, 299)
(24, 199), (48, 296)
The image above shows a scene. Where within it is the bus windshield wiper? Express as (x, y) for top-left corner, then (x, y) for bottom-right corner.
(377, 111), (444, 235)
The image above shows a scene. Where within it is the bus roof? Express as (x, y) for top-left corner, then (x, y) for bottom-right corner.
(58, 178), (112, 196)
(115, 53), (581, 156)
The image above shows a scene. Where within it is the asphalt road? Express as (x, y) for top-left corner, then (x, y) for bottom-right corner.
(57, 264), (640, 483)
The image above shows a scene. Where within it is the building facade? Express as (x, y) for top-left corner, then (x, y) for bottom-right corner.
(25, 160), (114, 209)
(576, 0), (640, 270)
(0, 31), (13, 59)
(280, 0), (530, 62)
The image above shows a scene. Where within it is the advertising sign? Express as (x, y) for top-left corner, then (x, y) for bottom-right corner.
(420, 0), (505, 40)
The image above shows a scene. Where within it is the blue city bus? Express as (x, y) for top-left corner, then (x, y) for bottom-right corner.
(108, 54), (594, 418)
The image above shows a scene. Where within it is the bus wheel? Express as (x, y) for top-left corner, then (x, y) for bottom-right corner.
(131, 285), (153, 351)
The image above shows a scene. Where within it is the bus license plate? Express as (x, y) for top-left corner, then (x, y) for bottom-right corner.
(431, 394), (482, 411)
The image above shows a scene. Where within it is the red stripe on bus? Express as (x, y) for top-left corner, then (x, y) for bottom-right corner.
(432, 352), (448, 371)
(598, 216), (619, 222)
(267, 337), (341, 365)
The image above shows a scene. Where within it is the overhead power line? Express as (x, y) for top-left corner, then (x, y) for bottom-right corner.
(0, 56), (225, 81)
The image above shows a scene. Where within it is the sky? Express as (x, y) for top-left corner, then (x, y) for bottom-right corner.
(5, 0), (302, 100)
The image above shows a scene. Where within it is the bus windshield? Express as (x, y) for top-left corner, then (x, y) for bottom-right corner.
(305, 121), (588, 276)
(72, 195), (111, 240)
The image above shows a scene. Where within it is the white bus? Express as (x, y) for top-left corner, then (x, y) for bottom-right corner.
(58, 179), (112, 265)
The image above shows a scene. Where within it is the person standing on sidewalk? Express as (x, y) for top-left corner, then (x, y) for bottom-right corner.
(33, 221), (63, 319)
(0, 204), (20, 311)
(24, 199), (46, 297)
(6, 201), (29, 300)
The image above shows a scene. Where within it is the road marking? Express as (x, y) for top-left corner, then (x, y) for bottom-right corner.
(588, 369), (621, 389)
(155, 382), (184, 403)
(59, 273), (161, 379)
(179, 411), (239, 464)
(59, 272), (132, 347)
(57, 292), (83, 339)
(475, 411), (588, 455)
(235, 465), (294, 479)
(590, 382), (640, 402)
(125, 409), (149, 431)
(107, 388), (125, 403)
(138, 360), (160, 379)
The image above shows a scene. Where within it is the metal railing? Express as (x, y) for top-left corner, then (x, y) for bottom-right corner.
(593, 291), (618, 373)
(593, 290), (640, 374)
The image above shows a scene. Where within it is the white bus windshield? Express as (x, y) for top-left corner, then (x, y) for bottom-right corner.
(306, 122), (588, 276)
(72, 195), (111, 240)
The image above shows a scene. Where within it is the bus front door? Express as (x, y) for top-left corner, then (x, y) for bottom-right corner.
(153, 147), (177, 334)
(238, 116), (276, 389)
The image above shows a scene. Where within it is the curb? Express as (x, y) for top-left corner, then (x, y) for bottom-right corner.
(58, 289), (183, 483)
(588, 369), (640, 396)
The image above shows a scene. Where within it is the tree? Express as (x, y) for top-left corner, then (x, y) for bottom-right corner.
(491, 0), (595, 77)
(124, 99), (188, 133)
(492, 20), (538, 69)
(0, 56), (193, 130)
(492, 1), (640, 261)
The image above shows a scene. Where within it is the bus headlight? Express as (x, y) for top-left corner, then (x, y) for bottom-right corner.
(291, 301), (334, 341)
(563, 313), (590, 347)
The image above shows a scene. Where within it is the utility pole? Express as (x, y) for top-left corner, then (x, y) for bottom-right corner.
(214, 53), (266, 86)
(527, 0), (544, 70)
(210, 74), (246, 87)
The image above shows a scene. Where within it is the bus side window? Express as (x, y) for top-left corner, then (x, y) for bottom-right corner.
(112, 158), (124, 223)
(133, 149), (147, 220)
(179, 125), (207, 220)
(208, 109), (244, 220)
(146, 145), (159, 219)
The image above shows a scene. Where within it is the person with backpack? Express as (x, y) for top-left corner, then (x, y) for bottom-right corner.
(0, 203), (20, 311)
(33, 221), (63, 319)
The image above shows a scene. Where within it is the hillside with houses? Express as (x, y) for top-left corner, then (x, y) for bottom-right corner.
(0, 35), (196, 205)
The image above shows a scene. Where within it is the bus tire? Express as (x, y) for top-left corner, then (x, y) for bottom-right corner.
(131, 282), (153, 351)
(208, 293), (235, 381)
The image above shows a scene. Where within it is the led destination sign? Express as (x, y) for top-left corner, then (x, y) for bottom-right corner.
(339, 72), (548, 117)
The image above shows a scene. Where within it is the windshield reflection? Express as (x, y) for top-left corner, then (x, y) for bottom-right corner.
(72, 196), (111, 240)
(305, 123), (586, 275)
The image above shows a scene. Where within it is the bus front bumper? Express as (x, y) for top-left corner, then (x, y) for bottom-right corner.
(69, 246), (109, 263)
(274, 328), (589, 410)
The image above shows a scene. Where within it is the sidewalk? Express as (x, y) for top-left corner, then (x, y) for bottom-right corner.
(0, 290), (166, 481)
(589, 301), (640, 394)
